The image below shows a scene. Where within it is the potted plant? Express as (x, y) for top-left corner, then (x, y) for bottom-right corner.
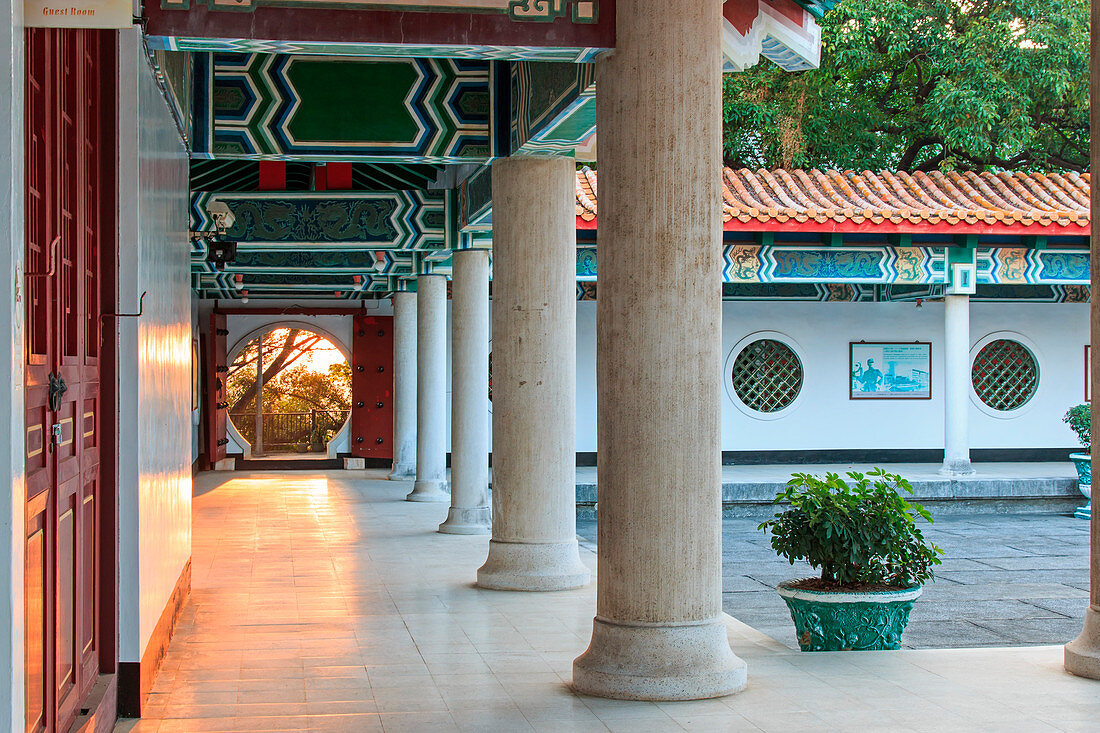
(1063, 404), (1091, 519)
(759, 468), (942, 652)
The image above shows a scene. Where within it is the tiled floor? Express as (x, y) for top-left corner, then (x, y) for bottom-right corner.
(118, 471), (1100, 732)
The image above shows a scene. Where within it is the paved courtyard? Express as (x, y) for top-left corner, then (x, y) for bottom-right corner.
(578, 512), (1092, 650)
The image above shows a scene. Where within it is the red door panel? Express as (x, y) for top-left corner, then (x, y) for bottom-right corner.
(24, 27), (112, 733)
(351, 316), (394, 459)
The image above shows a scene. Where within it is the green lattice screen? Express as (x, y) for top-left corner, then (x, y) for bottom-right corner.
(971, 339), (1039, 411)
(731, 339), (803, 413)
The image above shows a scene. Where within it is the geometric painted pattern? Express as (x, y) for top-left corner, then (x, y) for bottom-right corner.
(148, 36), (609, 64)
(193, 53), (491, 163)
(723, 0), (822, 73)
(509, 61), (596, 156)
(719, 246), (1090, 286)
(159, 0), (598, 23)
(723, 245), (948, 285)
(971, 339), (1039, 412)
(189, 191), (446, 248)
(978, 247), (1091, 285)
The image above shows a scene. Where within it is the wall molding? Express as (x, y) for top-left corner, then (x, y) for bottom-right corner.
(118, 559), (191, 718)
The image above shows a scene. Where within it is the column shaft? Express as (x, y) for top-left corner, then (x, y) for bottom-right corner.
(572, 0), (746, 701)
(476, 156), (589, 591)
(440, 249), (492, 534)
(388, 291), (417, 480)
(1065, 0), (1100, 678)
(941, 295), (973, 475)
(407, 275), (449, 502)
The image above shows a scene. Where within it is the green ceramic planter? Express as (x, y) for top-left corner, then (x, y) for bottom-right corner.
(777, 581), (922, 652)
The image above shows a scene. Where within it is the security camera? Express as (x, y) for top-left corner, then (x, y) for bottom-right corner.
(206, 200), (236, 233)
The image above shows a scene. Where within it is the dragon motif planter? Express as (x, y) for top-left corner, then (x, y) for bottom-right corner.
(777, 581), (922, 652)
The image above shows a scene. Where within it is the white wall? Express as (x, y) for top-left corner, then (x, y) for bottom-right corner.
(195, 297), (1088, 459)
(712, 300), (1088, 453)
(0, 0), (26, 726)
(117, 30), (193, 662)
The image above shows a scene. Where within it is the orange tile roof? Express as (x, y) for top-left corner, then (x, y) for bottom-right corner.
(575, 167), (1090, 231)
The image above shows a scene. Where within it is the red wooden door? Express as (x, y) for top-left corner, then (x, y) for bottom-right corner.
(205, 313), (229, 464)
(351, 316), (394, 459)
(24, 28), (113, 733)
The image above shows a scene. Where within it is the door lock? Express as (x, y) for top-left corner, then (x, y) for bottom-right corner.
(48, 372), (67, 412)
(50, 422), (62, 448)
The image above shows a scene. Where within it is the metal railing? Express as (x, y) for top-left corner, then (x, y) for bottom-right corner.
(230, 410), (350, 453)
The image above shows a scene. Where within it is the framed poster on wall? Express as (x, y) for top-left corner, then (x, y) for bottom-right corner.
(1086, 345), (1092, 402)
(850, 342), (932, 400)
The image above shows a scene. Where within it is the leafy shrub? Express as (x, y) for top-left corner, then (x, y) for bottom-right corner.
(758, 469), (943, 589)
(1063, 403), (1091, 451)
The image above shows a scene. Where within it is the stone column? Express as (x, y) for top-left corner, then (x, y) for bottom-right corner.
(388, 291), (417, 480)
(254, 332), (264, 457)
(941, 294), (974, 475)
(440, 249), (492, 534)
(476, 156), (589, 591)
(407, 275), (449, 502)
(1065, 0), (1100, 679)
(572, 0), (746, 701)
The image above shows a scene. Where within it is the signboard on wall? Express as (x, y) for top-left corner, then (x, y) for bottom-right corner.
(25, 0), (132, 28)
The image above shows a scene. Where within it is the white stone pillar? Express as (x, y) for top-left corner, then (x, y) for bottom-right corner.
(476, 156), (589, 591)
(407, 275), (449, 502)
(941, 295), (973, 476)
(388, 291), (417, 480)
(572, 0), (746, 701)
(254, 332), (264, 457)
(440, 249), (492, 534)
(1065, 0), (1100, 679)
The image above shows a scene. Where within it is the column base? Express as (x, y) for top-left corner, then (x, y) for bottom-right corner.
(388, 464), (416, 481)
(406, 479), (450, 503)
(438, 506), (492, 535)
(1065, 606), (1100, 679)
(939, 458), (974, 476)
(476, 539), (590, 591)
(572, 617), (747, 701)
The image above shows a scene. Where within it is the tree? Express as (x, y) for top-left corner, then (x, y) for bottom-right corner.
(723, 0), (1089, 172)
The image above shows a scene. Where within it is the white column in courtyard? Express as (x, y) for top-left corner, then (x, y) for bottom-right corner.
(1065, 0), (1100, 679)
(941, 294), (974, 476)
(254, 333), (264, 457)
(572, 0), (746, 701)
(388, 291), (417, 480)
(476, 156), (589, 590)
(440, 249), (492, 534)
(407, 274), (450, 502)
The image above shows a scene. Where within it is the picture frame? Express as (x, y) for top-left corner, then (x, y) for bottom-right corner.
(1086, 344), (1091, 402)
(192, 337), (201, 412)
(849, 342), (932, 400)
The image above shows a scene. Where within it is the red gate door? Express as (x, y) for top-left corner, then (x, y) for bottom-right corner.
(205, 313), (229, 465)
(350, 316), (394, 459)
(24, 28), (113, 733)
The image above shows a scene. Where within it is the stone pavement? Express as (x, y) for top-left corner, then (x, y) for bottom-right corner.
(578, 512), (1091, 650)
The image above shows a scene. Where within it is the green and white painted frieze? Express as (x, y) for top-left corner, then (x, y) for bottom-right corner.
(193, 53), (490, 162)
(190, 191), (446, 248)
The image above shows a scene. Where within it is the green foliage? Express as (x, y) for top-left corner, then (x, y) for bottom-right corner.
(758, 469), (943, 589)
(723, 0), (1089, 172)
(1063, 403), (1091, 450)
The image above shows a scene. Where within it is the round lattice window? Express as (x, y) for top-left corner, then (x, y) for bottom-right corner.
(971, 339), (1038, 411)
(731, 339), (804, 413)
